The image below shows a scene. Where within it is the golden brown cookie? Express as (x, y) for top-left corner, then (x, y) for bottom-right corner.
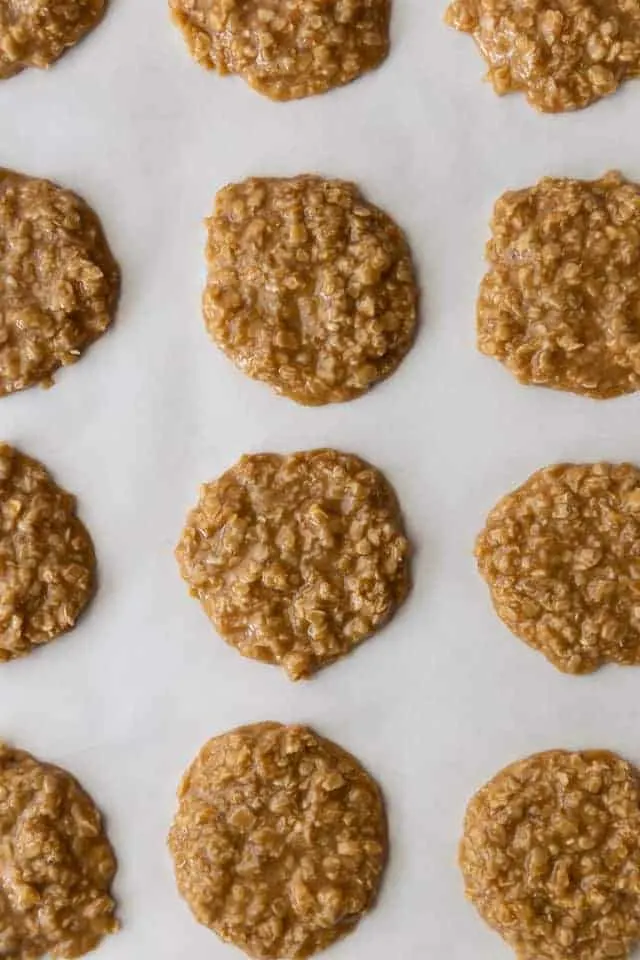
(445, 0), (640, 113)
(460, 749), (640, 960)
(477, 172), (640, 399)
(0, 443), (96, 662)
(203, 176), (417, 406)
(168, 722), (387, 959)
(0, 168), (120, 397)
(175, 449), (410, 680)
(0, 741), (118, 959)
(169, 0), (389, 100)
(0, 0), (107, 80)
(476, 462), (640, 674)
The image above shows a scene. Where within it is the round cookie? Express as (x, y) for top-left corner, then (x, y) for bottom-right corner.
(476, 462), (640, 674)
(168, 722), (387, 959)
(445, 0), (640, 113)
(203, 176), (417, 405)
(477, 172), (640, 399)
(0, 0), (107, 80)
(0, 168), (120, 397)
(175, 449), (411, 680)
(0, 741), (118, 959)
(460, 749), (640, 960)
(0, 443), (96, 662)
(169, 0), (389, 101)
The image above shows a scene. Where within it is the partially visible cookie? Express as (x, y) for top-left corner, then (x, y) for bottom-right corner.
(0, 0), (107, 79)
(0, 443), (96, 662)
(169, 0), (389, 100)
(445, 0), (640, 113)
(0, 741), (118, 959)
(175, 449), (411, 679)
(168, 722), (387, 959)
(204, 176), (417, 406)
(0, 168), (120, 397)
(460, 749), (640, 960)
(476, 462), (640, 674)
(477, 172), (640, 399)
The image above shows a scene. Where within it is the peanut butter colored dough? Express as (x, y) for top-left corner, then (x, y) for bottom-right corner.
(445, 0), (640, 112)
(204, 176), (417, 406)
(0, 742), (118, 959)
(169, 0), (389, 100)
(168, 722), (387, 960)
(477, 172), (640, 399)
(476, 462), (640, 674)
(0, 443), (96, 662)
(175, 450), (410, 680)
(0, 0), (107, 80)
(0, 168), (120, 398)
(460, 749), (640, 960)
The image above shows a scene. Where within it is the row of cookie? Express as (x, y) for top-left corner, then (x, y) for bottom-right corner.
(4, 166), (640, 404)
(6, 725), (640, 960)
(3, 440), (637, 678)
(5, 0), (640, 113)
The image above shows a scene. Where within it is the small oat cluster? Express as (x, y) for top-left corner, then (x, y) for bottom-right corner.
(445, 0), (640, 112)
(168, 722), (387, 960)
(0, 0), (106, 79)
(0, 443), (96, 663)
(169, 0), (390, 100)
(205, 176), (418, 406)
(476, 462), (640, 674)
(0, 742), (118, 960)
(176, 449), (410, 680)
(477, 172), (640, 399)
(461, 750), (640, 960)
(0, 168), (120, 397)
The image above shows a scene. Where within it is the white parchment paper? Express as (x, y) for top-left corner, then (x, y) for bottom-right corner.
(2, 2), (640, 957)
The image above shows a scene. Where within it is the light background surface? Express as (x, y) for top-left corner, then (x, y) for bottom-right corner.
(1, 2), (640, 957)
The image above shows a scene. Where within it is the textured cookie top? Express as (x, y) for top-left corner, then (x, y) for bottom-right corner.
(476, 462), (640, 674)
(0, 0), (107, 79)
(169, 0), (389, 100)
(0, 168), (120, 397)
(203, 176), (417, 405)
(445, 0), (640, 112)
(0, 742), (118, 959)
(175, 450), (411, 680)
(460, 749), (640, 960)
(0, 443), (96, 662)
(168, 722), (387, 959)
(477, 172), (640, 399)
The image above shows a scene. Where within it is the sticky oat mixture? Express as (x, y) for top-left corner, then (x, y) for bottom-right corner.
(168, 722), (387, 960)
(0, 168), (120, 398)
(0, 0), (106, 80)
(445, 0), (640, 112)
(204, 176), (417, 406)
(477, 172), (640, 399)
(461, 749), (640, 960)
(476, 462), (640, 674)
(175, 450), (410, 680)
(0, 742), (118, 960)
(0, 444), (95, 663)
(169, 0), (389, 100)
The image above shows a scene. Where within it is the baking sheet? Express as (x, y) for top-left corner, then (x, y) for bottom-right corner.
(2, 2), (640, 957)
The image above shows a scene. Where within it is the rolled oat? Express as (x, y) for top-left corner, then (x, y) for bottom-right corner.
(175, 449), (411, 680)
(0, 0), (107, 79)
(168, 722), (386, 959)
